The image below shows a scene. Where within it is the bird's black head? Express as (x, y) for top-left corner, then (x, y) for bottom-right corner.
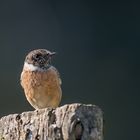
(25, 49), (56, 68)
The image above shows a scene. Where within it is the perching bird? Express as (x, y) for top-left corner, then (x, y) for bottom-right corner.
(20, 49), (62, 109)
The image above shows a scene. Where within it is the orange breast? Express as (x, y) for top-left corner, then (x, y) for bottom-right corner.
(20, 66), (62, 109)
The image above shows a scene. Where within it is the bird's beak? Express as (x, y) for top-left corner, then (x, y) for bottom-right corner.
(50, 52), (56, 56)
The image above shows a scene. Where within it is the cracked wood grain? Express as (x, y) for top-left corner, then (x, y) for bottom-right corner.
(0, 103), (103, 140)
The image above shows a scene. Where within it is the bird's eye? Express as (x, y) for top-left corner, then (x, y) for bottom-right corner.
(33, 54), (41, 61)
(35, 54), (40, 58)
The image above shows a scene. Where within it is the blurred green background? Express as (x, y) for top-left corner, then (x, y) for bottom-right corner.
(0, 0), (140, 140)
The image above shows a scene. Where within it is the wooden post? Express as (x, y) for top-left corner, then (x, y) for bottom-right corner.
(0, 103), (103, 140)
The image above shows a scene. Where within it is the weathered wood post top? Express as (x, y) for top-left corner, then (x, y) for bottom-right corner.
(0, 103), (103, 140)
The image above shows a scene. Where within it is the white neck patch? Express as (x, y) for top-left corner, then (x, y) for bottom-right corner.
(23, 62), (46, 72)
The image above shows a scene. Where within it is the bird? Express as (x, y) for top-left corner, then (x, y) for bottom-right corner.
(20, 49), (62, 109)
